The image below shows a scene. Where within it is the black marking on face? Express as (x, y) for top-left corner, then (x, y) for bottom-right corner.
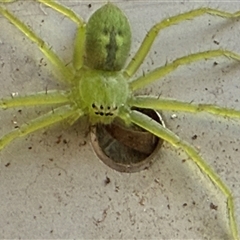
(92, 103), (117, 117)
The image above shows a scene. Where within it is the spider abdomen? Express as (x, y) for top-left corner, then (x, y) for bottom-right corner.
(77, 68), (129, 124)
(85, 3), (131, 71)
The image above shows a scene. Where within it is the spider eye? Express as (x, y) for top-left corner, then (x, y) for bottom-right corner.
(91, 103), (118, 118)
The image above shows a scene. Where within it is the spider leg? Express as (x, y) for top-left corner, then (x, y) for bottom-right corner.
(0, 0), (15, 2)
(37, 0), (86, 70)
(124, 8), (240, 78)
(119, 109), (238, 240)
(37, 0), (83, 25)
(129, 96), (240, 119)
(0, 105), (83, 150)
(0, 90), (69, 109)
(0, 5), (74, 83)
(129, 49), (240, 91)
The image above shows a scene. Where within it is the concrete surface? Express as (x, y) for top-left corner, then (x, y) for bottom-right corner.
(0, 0), (240, 239)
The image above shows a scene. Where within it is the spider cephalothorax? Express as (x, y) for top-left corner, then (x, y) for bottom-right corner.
(76, 67), (129, 124)
(0, 1), (240, 239)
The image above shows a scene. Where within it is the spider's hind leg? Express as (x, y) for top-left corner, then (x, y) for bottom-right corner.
(37, 0), (83, 26)
(37, 0), (86, 70)
(0, 4), (74, 83)
(124, 7), (240, 78)
(130, 49), (240, 91)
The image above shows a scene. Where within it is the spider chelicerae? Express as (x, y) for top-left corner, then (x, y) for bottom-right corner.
(0, 0), (240, 238)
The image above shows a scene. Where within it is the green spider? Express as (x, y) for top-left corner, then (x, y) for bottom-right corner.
(0, 0), (240, 238)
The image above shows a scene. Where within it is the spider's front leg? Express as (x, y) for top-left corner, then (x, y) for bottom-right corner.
(0, 105), (83, 151)
(130, 96), (240, 119)
(119, 109), (239, 240)
(0, 89), (78, 150)
(0, 90), (69, 109)
(124, 7), (240, 78)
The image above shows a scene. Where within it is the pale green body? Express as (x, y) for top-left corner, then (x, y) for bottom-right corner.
(78, 3), (131, 123)
(85, 3), (131, 71)
(76, 67), (129, 124)
(0, 1), (240, 239)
